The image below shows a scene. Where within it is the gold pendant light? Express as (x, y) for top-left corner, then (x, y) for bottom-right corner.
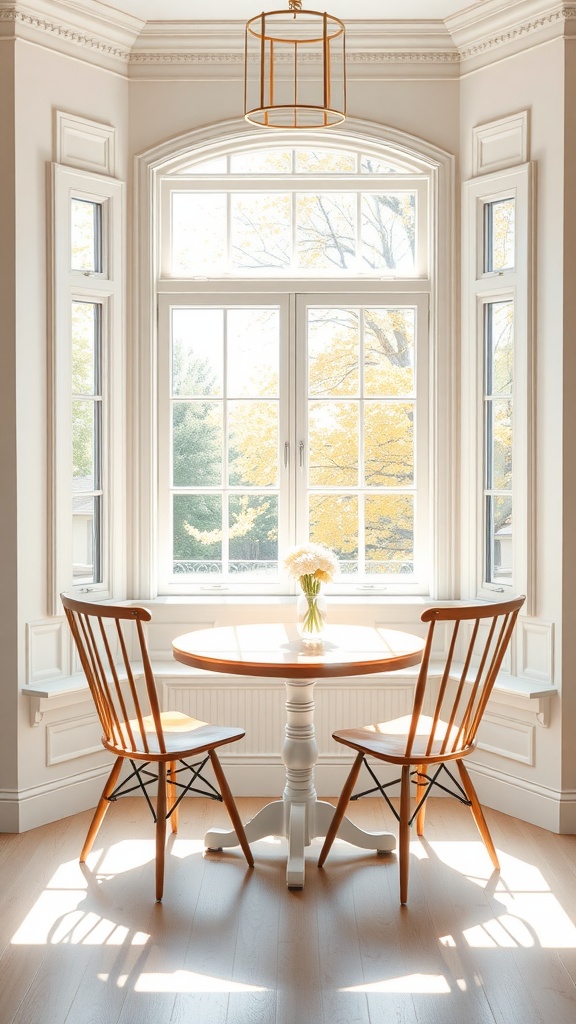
(244, 1), (346, 129)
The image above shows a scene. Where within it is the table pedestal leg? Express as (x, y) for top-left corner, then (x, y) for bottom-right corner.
(204, 675), (395, 887)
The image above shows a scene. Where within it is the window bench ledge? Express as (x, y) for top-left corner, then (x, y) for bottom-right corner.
(22, 659), (557, 727)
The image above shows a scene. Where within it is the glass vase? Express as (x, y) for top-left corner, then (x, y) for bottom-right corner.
(296, 588), (327, 642)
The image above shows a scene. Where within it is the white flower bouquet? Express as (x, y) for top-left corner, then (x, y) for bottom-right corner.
(284, 543), (339, 638)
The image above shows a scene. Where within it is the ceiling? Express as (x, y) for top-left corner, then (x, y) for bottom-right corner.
(96, 0), (479, 23)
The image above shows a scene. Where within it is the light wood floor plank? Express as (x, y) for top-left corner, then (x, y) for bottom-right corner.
(0, 797), (575, 1024)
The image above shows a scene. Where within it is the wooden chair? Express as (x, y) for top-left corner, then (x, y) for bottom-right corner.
(61, 594), (254, 901)
(318, 596), (525, 903)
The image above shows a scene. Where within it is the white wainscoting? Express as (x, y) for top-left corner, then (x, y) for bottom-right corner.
(17, 601), (564, 834)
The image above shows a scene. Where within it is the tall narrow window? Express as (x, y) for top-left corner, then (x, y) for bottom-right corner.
(462, 163), (533, 606)
(51, 165), (124, 610)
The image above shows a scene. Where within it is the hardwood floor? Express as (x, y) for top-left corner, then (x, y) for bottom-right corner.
(0, 796), (575, 1024)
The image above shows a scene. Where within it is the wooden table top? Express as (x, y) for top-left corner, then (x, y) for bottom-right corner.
(172, 622), (425, 680)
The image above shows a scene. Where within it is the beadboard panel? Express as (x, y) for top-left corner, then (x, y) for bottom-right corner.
(164, 676), (416, 761)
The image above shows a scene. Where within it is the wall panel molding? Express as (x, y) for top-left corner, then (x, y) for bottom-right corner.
(55, 111), (116, 175)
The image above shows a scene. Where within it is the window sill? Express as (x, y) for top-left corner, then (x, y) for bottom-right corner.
(22, 659), (557, 727)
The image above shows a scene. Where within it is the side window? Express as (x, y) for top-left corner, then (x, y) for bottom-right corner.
(51, 166), (124, 610)
(462, 165), (533, 608)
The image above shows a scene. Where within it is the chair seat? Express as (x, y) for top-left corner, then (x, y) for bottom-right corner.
(112, 711), (245, 758)
(334, 714), (469, 764)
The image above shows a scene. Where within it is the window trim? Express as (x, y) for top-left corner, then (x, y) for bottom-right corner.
(133, 119), (456, 601)
(50, 164), (125, 613)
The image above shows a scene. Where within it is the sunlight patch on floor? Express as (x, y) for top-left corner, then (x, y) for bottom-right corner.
(428, 841), (576, 949)
(169, 838), (208, 859)
(133, 970), (267, 993)
(342, 973), (451, 994)
(10, 844), (156, 946)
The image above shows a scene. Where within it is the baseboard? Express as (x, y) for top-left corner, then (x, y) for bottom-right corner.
(0, 767), (111, 833)
(464, 761), (573, 833)
(3, 759), (575, 835)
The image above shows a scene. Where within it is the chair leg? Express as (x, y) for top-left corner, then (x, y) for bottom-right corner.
(415, 764), (427, 837)
(457, 760), (500, 871)
(80, 756), (124, 863)
(318, 752), (364, 868)
(155, 762), (168, 902)
(168, 761), (178, 834)
(399, 764), (411, 904)
(208, 750), (254, 868)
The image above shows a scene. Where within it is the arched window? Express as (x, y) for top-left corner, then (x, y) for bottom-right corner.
(138, 126), (455, 598)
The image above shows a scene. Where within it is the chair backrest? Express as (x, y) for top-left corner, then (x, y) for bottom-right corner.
(408, 596), (525, 759)
(61, 593), (165, 756)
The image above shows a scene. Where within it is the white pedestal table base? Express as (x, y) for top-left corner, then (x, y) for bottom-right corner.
(204, 676), (396, 888)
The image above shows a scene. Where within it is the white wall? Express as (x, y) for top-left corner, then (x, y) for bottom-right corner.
(10, 38), (129, 818)
(2, 8), (575, 835)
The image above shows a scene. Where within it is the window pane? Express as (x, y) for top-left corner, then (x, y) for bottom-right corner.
(365, 402), (414, 487)
(486, 495), (513, 584)
(484, 198), (515, 272)
(231, 150), (292, 173)
(309, 494), (358, 573)
(484, 299), (513, 587)
(72, 495), (101, 583)
(172, 308), (223, 397)
(171, 194), (226, 274)
(361, 155), (401, 173)
(172, 401), (222, 487)
(361, 193), (416, 272)
(486, 301), (513, 395)
(308, 308), (359, 397)
(71, 199), (101, 272)
(487, 398), (513, 491)
(364, 308), (415, 396)
(231, 193), (291, 269)
(296, 193), (355, 270)
(72, 399), (96, 488)
(173, 494), (222, 574)
(295, 149), (356, 173)
(229, 494), (278, 576)
(309, 400), (358, 486)
(228, 400), (278, 487)
(365, 494), (414, 574)
(72, 301), (99, 395)
(227, 308), (279, 397)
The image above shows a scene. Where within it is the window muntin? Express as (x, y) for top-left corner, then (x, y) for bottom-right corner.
(483, 300), (513, 586)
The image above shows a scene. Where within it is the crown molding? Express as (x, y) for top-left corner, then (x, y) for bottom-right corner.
(0, 0), (141, 61)
(1, 1), (575, 73)
(446, 0), (576, 58)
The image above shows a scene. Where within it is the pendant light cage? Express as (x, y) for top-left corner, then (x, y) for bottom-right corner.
(244, 3), (346, 129)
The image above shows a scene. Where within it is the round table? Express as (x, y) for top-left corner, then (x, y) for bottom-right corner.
(172, 622), (424, 887)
